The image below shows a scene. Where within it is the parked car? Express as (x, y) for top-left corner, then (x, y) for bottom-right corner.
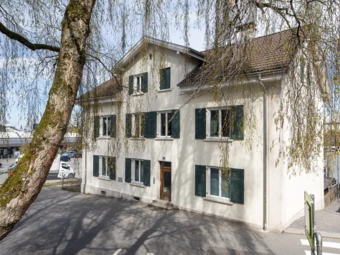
(75, 151), (82, 158)
(15, 154), (24, 163)
(60, 154), (70, 162)
(8, 163), (17, 176)
(57, 162), (75, 179)
(62, 151), (76, 159)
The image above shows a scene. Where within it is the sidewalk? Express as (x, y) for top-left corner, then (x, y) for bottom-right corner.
(285, 198), (340, 239)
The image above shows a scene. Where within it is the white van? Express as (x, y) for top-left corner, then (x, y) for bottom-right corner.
(58, 162), (75, 179)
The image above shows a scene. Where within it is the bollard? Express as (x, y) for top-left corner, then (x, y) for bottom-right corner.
(314, 231), (322, 255)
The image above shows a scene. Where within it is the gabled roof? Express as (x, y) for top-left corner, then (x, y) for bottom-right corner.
(178, 28), (304, 87)
(113, 36), (205, 72)
(78, 78), (121, 102)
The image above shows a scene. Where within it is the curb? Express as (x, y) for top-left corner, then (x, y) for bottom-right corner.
(284, 227), (340, 239)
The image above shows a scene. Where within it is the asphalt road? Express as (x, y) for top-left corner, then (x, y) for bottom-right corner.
(0, 187), (339, 255)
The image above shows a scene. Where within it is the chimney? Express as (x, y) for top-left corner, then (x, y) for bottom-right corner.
(236, 22), (256, 41)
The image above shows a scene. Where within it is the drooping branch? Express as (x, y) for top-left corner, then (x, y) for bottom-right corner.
(0, 22), (60, 52)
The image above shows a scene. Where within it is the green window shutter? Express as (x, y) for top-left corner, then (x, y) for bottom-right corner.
(145, 111), (157, 138)
(142, 72), (148, 93)
(195, 108), (206, 139)
(94, 116), (100, 139)
(125, 158), (131, 183)
(160, 68), (166, 90)
(230, 105), (244, 140)
(230, 168), (244, 204)
(195, 165), (206, 197)
(129, 75), (134, 95)
(171, 110), (180, 138)
(143, 160), (151, 186)
(108, 157), (116, 180)
(102, 157), (106, 176)
(165, 67), (171, 89)
(93, 155), (99, 177)
(160, 68), (170, 90)
(126, 114), (132, 138)
(111, 115), (116, 138)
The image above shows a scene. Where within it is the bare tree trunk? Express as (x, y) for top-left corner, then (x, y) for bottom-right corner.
(0, 0), (96, 240)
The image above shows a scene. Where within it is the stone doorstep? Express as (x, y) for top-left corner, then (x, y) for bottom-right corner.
(148, 199), (178, 210)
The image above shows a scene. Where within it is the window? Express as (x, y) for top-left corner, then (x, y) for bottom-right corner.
(207, 168), (230, 199)
(129, 73), (148, 95)
(134, 160), (144, 183)
(94, 115), (116, 138)
(125, 158), (151, 186)
(195, 106), (244, 140)
(195, 165), (244, 204)
(102, 116), (112, 136)
(135, 75), (143, 93)
(209, 108), (232, 138)
(159, 111), (173, 137)
(160, 67), (171, 90)
(132, 113), (145, 138)
(93, 155), (116, 180)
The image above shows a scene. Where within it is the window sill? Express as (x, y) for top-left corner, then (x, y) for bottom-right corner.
(203, 196), (233, 205)
(157, 88), (172, 93)
(204, 138), (233, 143)
(97, 136), (113, 140)
(130, 137), (145, 140)
(132, 92), (144, 96)
(130, 182), (146, 188)
(155, 137), (173, 141)
(98, 176), (111, 181)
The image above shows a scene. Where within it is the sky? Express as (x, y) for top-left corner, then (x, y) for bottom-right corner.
(5, 8), (206, 129)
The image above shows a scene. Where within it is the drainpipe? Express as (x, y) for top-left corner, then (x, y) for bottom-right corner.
(258, 74), (267, 231)
(83, 147), (87, 194)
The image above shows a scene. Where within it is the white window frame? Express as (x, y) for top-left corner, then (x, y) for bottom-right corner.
(158, 111), (172, 138)
(206, 108), (232, 139)
(99, 156), (109, 178)
(206, 167), (230, 200)
(132, 113), (145, 138)
(134, 74), (144, 94)
(101, 116), (112, 137)
(132, 159), (144, 184)
(99, 156), (115, 179)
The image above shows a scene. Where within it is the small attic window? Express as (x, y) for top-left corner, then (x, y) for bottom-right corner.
(149, 54), (152, 60)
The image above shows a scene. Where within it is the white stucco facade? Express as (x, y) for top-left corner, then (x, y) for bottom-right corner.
(81, 38), (325, 232)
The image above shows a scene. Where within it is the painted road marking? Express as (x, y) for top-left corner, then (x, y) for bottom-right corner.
(113, 249), (122, 255)
(305, 251), (340, 255)
(301, 239), (340, 249)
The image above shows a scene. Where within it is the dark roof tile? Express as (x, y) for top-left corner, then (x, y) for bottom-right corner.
(178, 28), (303, 87)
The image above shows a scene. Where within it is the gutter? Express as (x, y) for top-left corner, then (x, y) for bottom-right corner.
(258, 74), (268, 231)
(179, 69), (286, 93)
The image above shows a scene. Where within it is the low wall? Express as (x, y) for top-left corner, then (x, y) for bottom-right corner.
(325, 186), (338, 208)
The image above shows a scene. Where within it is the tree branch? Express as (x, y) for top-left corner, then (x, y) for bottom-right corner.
(0, 22), (60, 52)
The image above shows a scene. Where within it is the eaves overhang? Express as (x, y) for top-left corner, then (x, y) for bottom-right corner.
(113, 36), (205, 72)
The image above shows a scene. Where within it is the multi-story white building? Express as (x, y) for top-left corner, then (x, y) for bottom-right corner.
(80, 28), (329, 232)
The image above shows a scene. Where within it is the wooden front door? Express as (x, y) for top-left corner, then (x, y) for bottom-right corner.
(160, 161), (171, 201)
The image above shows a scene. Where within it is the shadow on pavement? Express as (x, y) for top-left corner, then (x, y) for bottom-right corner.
(0, 187), (274, 255)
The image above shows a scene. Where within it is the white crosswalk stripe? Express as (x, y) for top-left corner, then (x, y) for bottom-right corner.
(301, 239), (340, 255)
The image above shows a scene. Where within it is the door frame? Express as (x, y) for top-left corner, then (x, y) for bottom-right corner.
(160, 162), (171, 201)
